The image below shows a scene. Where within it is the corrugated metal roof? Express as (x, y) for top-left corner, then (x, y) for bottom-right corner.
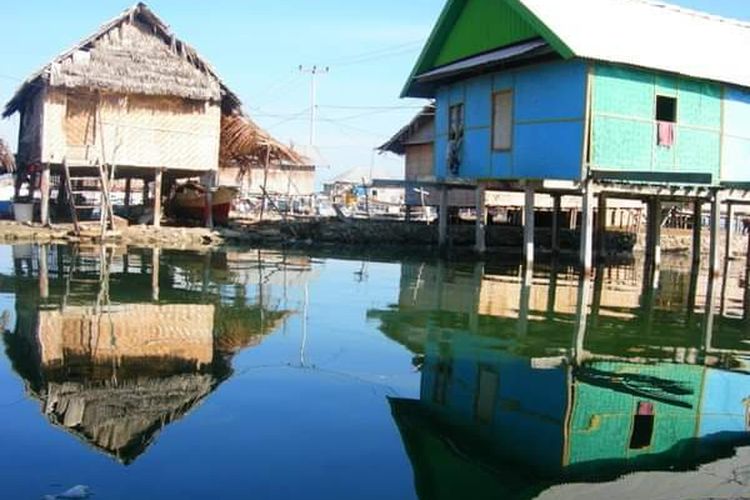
(416, 39), (550, 81)
(520, 0), (750, 87)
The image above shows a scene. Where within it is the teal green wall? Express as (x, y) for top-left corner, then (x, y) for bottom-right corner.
(434, 0), (537, 67)
(568, 362), (703, 465)
(590, 64), (722, 183)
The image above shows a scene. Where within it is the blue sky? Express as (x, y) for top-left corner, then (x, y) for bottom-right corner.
(1, 0), (749, 182)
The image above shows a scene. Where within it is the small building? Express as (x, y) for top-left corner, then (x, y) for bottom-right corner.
(323, 165), (405, 208)
(402, 0), (750, 266)
(2, 3), (293, 228)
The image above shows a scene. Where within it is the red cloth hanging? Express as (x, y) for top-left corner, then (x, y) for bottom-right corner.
(657, 121), (675, 147)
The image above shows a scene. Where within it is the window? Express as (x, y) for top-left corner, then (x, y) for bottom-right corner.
(475, 367), (499, 424)
(629, 401), (655, 450)
(492, 90), (513, 150)
(65, 94), (97, 147)
(656, 95), (677, 123)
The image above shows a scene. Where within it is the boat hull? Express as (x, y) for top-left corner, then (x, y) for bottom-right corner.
(171, 185), (237, 226)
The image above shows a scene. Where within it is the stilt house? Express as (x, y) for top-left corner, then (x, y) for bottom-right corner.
(403, 0), (750, 267)
(2, 3), (300, 226)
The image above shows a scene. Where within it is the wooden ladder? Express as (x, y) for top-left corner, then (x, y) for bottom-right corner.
(63, 158), (116, 237)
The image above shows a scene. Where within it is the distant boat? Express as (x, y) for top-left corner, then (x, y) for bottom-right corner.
(170, 181), (238, 225)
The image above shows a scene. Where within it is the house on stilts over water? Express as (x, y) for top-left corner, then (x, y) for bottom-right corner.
(403, 0), (750, 272)
(2, 2), (306, 230)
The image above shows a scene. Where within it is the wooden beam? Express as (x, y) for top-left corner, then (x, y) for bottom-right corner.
(551, 193), (561, 254)
(580, 180), (594, 276)
(475, 183), (487, 254)
(709, 191), (723, 277)
(597, 194), (607, 260)
(124, 177), (132, 209)
(523, 184), (535, 267)
(40, 164), (50, 226)
(724, 202), (734, 261)
(438, 186), (448, 248)
(692, 200), (703, 267)
(204, 171), (214, 229)
(153, 169), (163, 229)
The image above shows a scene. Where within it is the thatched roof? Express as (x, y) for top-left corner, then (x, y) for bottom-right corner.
(3, 2), (241, 118)
(0, 139), (14, 173)
(220, 111), (307, 168)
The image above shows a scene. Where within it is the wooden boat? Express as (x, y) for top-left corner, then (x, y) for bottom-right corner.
(170, 181), (238, 225)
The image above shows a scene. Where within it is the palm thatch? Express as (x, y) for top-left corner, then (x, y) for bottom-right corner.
(220, 111), (307, 170)
(0, 139), (14, 174)
(3, 2), (241, 118)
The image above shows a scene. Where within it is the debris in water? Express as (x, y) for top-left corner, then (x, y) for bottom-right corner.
(43, 485), (92, 500)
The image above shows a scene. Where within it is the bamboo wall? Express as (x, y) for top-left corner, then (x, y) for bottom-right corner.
(42, 88), (221, 172)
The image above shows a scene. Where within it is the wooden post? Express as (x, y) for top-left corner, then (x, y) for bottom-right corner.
(523, 184), (535, 267)
(475, 183), (487, 254)
(709, 191), (723, 278)
(579, 180), (594, 276)
(438, 186), (448, 248)
(724, 201), (734, 262)
(744, 229), (750, 323)
(692, 199), (702, 267)
(153, 169), (163, 228)
(124, 177), (132, 209)
(40, 164), (50, 226)
(573, 274), (592, 365)
(597, 193), (607, 260)
(204, 171), (214, 229)
(142, 177), (149, 207)
(39, 245), (48, 300)
(551, 193), (561, 254)
(647, 198), (662, 269)
(151, 247), (160, 302)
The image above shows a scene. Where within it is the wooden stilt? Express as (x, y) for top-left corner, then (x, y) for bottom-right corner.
(579, 180), (594, 275)
(438, 186), (448, 248)
(551, 194), (561, 254)
(597, 193), (607, 259)
(547, 258), (559, 319)
(152, 247), (160, 302)
(724, 201), (734, 261)
(153, 169), (163, 228)
(744, 229), (750, 323)
(709, 191), (722, 277)
(204, 171), (215, 229)
(40, 164), (50, 226)
(646, 198), (662, 269)
(523, 184), (535, 267)
(572, 274), (592, 364)
(142, 178), (149, 207)
(39, 245), (48, 300)
(475, 183), (487, 254)
(692, 199), (703, 267)
(124, 177), (132, 209)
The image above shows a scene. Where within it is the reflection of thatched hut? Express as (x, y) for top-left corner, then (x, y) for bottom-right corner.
(2, 2), (298, 225)
(0, 139), (15, 174)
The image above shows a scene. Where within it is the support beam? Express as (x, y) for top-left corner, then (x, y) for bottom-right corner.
(153, 169), (163, 228)
(692, 200), (703, 267)
(597, 194), (607, 259)
(475, 183), (487, 254)
(579, 180), (594, 276)
(646, 198), (662, 269)
(142, 178), (149, 207)
(551, 194), (561, 254)
(40, 164), (50, 226)
(152, 247), (161, 302)
(523, 184), (535, 267)
(124, 177), (132, 209)
(204, 171), (215, 229)
(724, 201), (734, 261)
(438, 186), (448, 249)
(709, 191), (723, 278)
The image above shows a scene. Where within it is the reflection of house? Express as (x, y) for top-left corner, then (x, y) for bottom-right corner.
(390, 329), (750, 499)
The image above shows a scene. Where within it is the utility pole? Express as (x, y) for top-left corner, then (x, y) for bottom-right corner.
(299, 65), (329, 146)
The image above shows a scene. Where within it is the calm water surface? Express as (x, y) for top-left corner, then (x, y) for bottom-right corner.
(0, 244), (749, 499)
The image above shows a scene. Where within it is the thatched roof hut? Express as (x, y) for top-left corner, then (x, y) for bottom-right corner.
(0, 139), (14, 174)
(220, 111), (306, 168)
(3, 2), (240, 119)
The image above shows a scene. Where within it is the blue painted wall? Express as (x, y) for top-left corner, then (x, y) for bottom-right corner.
(699, 369), (750, 439)
(434, 60), (587, 181)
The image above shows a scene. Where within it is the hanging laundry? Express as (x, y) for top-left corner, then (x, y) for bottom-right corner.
(657, 121), (675, 147)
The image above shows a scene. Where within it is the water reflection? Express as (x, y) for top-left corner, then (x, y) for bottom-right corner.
(371, 258), (750, 498)
(1, 245), (310, 464)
